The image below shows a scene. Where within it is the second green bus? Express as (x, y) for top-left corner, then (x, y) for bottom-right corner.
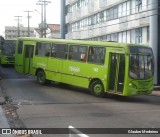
(0, 39), (16, 65)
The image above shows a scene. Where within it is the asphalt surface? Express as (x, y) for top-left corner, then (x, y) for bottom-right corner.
(0, 78), (160, 131)
(0, 65), (160, 137)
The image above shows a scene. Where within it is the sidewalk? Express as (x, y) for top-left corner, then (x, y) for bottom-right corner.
(151, 86), (160, 96)
(0, 78), (5, 105)
(0, 86), (14, 136)
(0, 79), (14, 137)
(0, 107), (14, 137)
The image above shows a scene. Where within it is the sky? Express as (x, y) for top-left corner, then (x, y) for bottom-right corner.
(0, 0), (60, 37)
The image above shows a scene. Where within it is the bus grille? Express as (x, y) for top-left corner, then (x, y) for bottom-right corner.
(6, 57), (15, 61)
(137, 90), (148, 94)
(138, 81), (151, 89)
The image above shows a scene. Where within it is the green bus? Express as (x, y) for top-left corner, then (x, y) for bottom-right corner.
(15, 37), (154, 97)
(0, 39), (16, 65)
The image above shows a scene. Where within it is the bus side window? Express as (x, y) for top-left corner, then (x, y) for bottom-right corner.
(88, 47), (94, 62)
(79, 46), (87, 62)
(51, 43), (68, 59)
(69, 45), (87, 62)
(68, 51), (73, 59)
(18, 41), (23, 54)
(45, 44), (51, 57)
(88, 47), (105, 65)
(69, 45), (77, 60)
(35, 42), (40, 55)
(35, 42), (51, 57)
(51, 44), (56, 57)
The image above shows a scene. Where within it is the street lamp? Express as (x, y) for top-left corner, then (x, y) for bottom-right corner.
(34, 9), (41, 15)
(35, 6), (44, 38)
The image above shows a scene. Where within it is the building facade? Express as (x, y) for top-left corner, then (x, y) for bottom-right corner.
(47, 24), (61, 38)
(5, 26), (35, 39)
(34, 24), (61, 38)
(61, 0), (160, 84)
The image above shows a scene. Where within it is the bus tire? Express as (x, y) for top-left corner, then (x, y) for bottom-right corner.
(90, 80), (105, 97)
(37, 70), (47, 85)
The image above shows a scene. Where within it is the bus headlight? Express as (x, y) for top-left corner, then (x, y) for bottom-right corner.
(129, 82), (137, 89)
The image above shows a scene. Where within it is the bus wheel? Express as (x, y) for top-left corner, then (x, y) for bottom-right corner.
(90, 80), (105, 97)
(37, 70), (47, 85)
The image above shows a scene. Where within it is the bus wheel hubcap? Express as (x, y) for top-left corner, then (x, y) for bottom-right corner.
(94, 84), (102, 94)
(39, 72), (44, 82)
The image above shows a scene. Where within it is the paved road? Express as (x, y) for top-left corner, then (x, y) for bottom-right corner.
(0, 66), (160, 137)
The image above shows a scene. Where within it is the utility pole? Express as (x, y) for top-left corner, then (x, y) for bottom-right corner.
(24, 11), (33, 37)
(37, 0), (51, 38)
(14, 16), (22, 37)
(36, 3), (44, 38)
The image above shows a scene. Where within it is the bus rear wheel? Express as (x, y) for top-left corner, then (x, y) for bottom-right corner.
(90, 80), (105, 97)
(37, 70), (48, 85)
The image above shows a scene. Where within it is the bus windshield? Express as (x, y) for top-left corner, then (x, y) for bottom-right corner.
(129, 47), (154, 80)
(1, 45), (15, 56)
(1, 40), (16, 56)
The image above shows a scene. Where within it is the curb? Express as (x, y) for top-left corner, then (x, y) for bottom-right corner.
(150, 90), (160, 96)
(0, 78), (5, 105)
(0, 107), (14, 137)
(151, 93), (160, 96)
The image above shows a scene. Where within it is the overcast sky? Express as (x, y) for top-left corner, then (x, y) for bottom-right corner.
(0, 0), (60, 36)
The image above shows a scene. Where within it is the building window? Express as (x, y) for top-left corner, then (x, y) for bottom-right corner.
(107, 6), (118, 20)
(111, 33), (118, 42)
(122, 2), (127, 16)
(107, 35), (111, 41)
(119, 1), (130, 17)
(123, 31), (127, 43)
(93, 14), (97, 25)
(100, 12), (104, 22)
(136, 0), (142, 12)
(109, 8), (114, 20)
(106, 10), (110, 21)
(147, 27), (149, 43)
(135, 28), (142, 43)
(118, 31), (128, 43)
(113, 6), (118, 19)
(88, 17), (92, 26)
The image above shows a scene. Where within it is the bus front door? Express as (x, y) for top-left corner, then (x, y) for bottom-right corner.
(24, 45), (34, 74)
(109, 53), (125, 93)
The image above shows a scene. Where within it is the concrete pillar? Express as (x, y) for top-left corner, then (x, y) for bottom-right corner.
(60, 0), (66, 39)
(149, 0), (158, 84)
(158, 0), (160, 85)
